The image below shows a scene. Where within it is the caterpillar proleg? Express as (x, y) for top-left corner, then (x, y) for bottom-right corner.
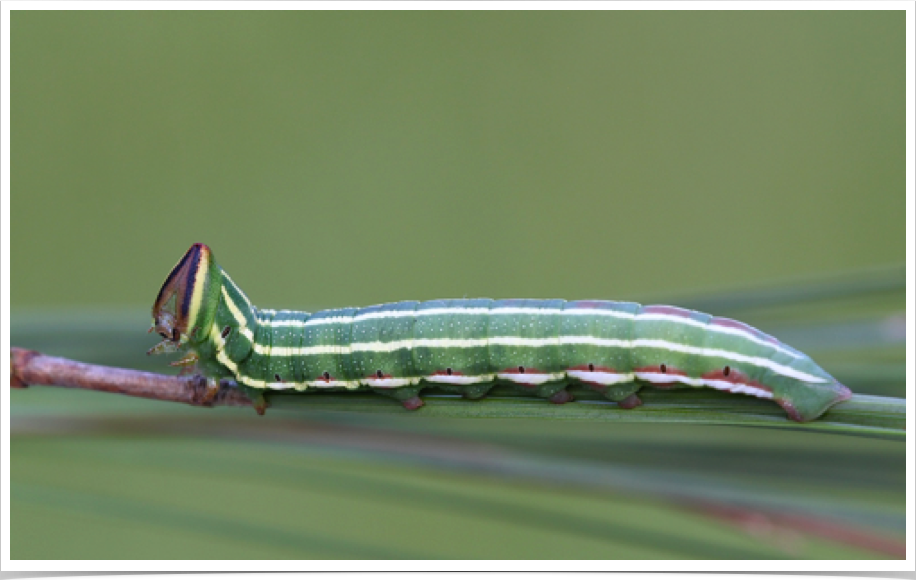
(149, 244), (852, 422)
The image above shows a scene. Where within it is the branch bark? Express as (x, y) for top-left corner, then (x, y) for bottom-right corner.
(10, 347), (252, 408)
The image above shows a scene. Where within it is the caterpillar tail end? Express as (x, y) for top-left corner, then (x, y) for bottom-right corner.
(777, 380), (853, 423)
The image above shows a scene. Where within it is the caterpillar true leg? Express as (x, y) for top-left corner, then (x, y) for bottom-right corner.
(170, 351), (200, 369)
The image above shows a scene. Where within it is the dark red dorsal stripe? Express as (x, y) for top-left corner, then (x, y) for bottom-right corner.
(641, 305), (695, 318)
(710, 316), (781, 345)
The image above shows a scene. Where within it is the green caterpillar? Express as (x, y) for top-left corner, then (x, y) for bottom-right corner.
(149, 243), (852, 421)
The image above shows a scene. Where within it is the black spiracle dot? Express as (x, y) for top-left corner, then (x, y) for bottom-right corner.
(518, 366), (526, 374)
(323, 371), (330, 381)
(723, 366), (731, 377)
(588, 363), (595, 372)
(660, 364), (668, 374)
(274, 374), (282, 382)
(376, 369), (384, 379)
(221, 326), (232, 338)
(446, 367), (453, 376)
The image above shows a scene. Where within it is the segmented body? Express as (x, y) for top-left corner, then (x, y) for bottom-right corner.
(150, 244), (853, 422)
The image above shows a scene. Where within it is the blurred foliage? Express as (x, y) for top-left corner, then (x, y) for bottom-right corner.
(10, 10), (904, 560)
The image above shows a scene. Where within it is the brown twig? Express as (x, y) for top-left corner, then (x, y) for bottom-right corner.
(10, 347), (252, 408)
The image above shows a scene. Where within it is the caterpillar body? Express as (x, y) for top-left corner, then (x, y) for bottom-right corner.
(149, 244), (852, 422)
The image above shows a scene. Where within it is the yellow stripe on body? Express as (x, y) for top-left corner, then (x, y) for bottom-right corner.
(211, 296), (360, 390)
(220, 285), (256, 342)
(221, 271), (254, 308)
(223, 330), (826, 385)
(256, 306), (802, 360)
(211, 278), (826, 390)
(207, 314), (794, 394)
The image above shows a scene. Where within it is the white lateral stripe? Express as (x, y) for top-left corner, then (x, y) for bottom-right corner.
(425, 374), (496, 385)
(496, 372), (565, 385)
(209, 320), (357, 389)
(213, 284), (817, 386)
(255, 309), (289, 319)
(566, 370), (635, 386)
(251, 305), (800, 359)
(220, 286), (256, 342)
(634, 372), (774, 399)
(634, 313), (795, 358)
(210, 320), (782, 394)
(257, 344), (349, 356)
(264, 381), (295, 390)
(207, 361), (774, 398)
(306, 380), (361, 389)
(261, 307), (623, 327)
(221, 272), (254, 309)
(363, 377), (422, 388)
(239, 334), (824, 383)
(268, 317), (338, 327)
(627, 339), (821, 382)
(210, 323), (258, 388)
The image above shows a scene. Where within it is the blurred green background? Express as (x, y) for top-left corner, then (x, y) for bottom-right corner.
(11, 10), (905, 559)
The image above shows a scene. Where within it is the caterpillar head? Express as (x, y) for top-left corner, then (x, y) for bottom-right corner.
(148, 243), (222, 355)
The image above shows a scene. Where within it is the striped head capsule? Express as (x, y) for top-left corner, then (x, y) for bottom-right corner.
(148, 243), (222, 355)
